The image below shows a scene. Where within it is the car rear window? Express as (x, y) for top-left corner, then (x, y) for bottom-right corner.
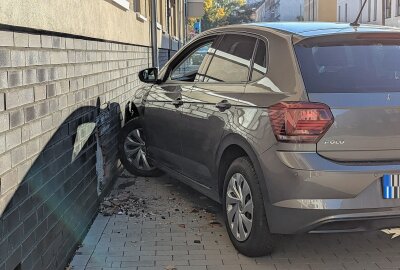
(295, 38), (400, 93)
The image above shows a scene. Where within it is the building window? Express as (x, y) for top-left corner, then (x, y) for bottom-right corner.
(345, 3), (348, 21)
(158, 0), (163, 24)
(374, 0), (377, 20)
(386, 0), (392, 18)
(146, 0), (150, 18)
(339, 5), (341, 21)
(134, 0), (139, 12)
(397, 0), (400, 15)
(314, 0), (318, 20)
(312, 0), (315, 21)
(110, 0), (130, 10)
(360, 0), (363, 21)
(171, 0), (177, 37)
(368, 0), (371, 21)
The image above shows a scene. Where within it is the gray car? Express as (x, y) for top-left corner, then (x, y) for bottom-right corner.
(118, 22), (400, 256)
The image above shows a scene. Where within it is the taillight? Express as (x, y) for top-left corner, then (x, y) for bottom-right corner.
(268, 102), (334, 143)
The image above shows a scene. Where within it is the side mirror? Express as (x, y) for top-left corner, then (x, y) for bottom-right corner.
(139, 68), (158, 83)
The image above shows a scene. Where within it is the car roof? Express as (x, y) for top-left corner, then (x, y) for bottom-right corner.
(244, 22), (400, 37)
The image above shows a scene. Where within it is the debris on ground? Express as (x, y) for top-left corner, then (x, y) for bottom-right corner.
(209, 220), (223, 227)
(99, 190), (147, 217)
(117, 180), (136, 189)
(98, 174), (224, 227)
(119, 172), (135, 178)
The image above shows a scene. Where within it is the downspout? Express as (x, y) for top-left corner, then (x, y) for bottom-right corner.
(151, 0), (159, 68)
(382, 0), (386, 25)
(177, 0), (182, 49)
(183, 0), (187, 44)
(167, 0), (171, 60)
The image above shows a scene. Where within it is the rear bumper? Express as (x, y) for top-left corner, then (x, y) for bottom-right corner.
(259, 148), (400, 234)
(268, 204), (400, 234)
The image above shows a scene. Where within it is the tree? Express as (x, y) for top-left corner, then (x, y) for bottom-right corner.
(201, 0), (252, 31)
(226, 3), (260, 25)
(187, 0), (262, 38)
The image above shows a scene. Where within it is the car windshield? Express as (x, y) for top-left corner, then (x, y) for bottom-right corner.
(295, 37), (400, 93)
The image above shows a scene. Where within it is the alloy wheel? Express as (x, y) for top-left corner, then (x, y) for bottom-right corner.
(226, 173), (254, 242)
(124, 128), (154, 171)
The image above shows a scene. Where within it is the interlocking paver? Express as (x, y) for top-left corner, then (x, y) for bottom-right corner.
(207, 266), (241, 270)
(69, 173), (400, 270)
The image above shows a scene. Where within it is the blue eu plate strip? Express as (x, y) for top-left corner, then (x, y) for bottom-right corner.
(383, 174), (393, 199)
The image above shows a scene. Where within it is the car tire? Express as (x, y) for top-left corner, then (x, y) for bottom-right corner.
(118, 118), (163, 177)
(222, 156), (273, 257)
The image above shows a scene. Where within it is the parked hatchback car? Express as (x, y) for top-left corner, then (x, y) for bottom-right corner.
(118, 22), (400, 256)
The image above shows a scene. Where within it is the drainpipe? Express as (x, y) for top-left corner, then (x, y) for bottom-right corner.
(151, 0), (159, 68)
(183, 0), (187, 44)
(177, 0), (182, 49)
(167, 0), (171, 60)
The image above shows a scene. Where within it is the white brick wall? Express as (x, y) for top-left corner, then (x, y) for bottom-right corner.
(0, 29), (154, 270)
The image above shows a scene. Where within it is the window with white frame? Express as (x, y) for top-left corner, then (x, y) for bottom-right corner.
(386, 0), (392, 18)
(110, 0), (130, 10)
(134, 0), (141, 12)
(368, 0), (371, 21)
(134, 0), (150, 21)
(397, 0), (400, 15)
(134, 0), (149, 15)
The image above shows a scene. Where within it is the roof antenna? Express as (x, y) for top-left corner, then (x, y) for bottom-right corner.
(350, 0), (368, 27)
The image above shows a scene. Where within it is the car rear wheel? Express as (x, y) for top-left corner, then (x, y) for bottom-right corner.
(118, 118), (162, 177)
(223, 156), (273, 257)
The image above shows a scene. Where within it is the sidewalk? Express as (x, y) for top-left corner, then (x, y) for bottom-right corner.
(68, 172), (400, 270)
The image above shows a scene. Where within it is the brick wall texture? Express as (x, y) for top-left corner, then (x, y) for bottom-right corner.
(0, 30), (154, 270)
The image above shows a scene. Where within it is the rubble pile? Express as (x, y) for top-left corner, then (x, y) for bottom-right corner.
(99, 191), (147, 217)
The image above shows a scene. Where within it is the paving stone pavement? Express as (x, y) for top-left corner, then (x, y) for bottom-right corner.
(69, 172), (400, 270)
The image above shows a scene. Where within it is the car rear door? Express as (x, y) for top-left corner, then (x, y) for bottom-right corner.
(180, 33), (258, 188)
(295, 33), (400, 162)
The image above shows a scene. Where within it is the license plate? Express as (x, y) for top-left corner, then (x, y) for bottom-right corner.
(382, 175), (400, 199)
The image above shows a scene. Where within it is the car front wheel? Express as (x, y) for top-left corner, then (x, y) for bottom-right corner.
(223, 156), (273, 257)
(118, 118), (162, 177)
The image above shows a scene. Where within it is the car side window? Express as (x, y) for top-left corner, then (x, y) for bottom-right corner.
(251, 40), (268, 81)
(202, 34), (257, 83)
(170, 41), (214, 82)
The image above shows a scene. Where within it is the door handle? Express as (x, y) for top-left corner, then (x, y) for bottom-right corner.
(216, 100), (231, 112)
(171, 98), (183, 108)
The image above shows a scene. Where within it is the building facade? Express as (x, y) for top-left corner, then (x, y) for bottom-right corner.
(337, 0), (400, 27)
(0, 0), (187, 269)
(304, 0), (338, 22)
(255, 0), (304, 22)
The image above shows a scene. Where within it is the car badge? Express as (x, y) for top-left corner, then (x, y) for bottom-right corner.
(323, 140), (345, 145)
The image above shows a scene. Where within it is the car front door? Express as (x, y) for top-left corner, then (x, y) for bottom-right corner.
(180, 33), (258, 189)
(143, 37), (218, 174)
(143, 83), (185, 173)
